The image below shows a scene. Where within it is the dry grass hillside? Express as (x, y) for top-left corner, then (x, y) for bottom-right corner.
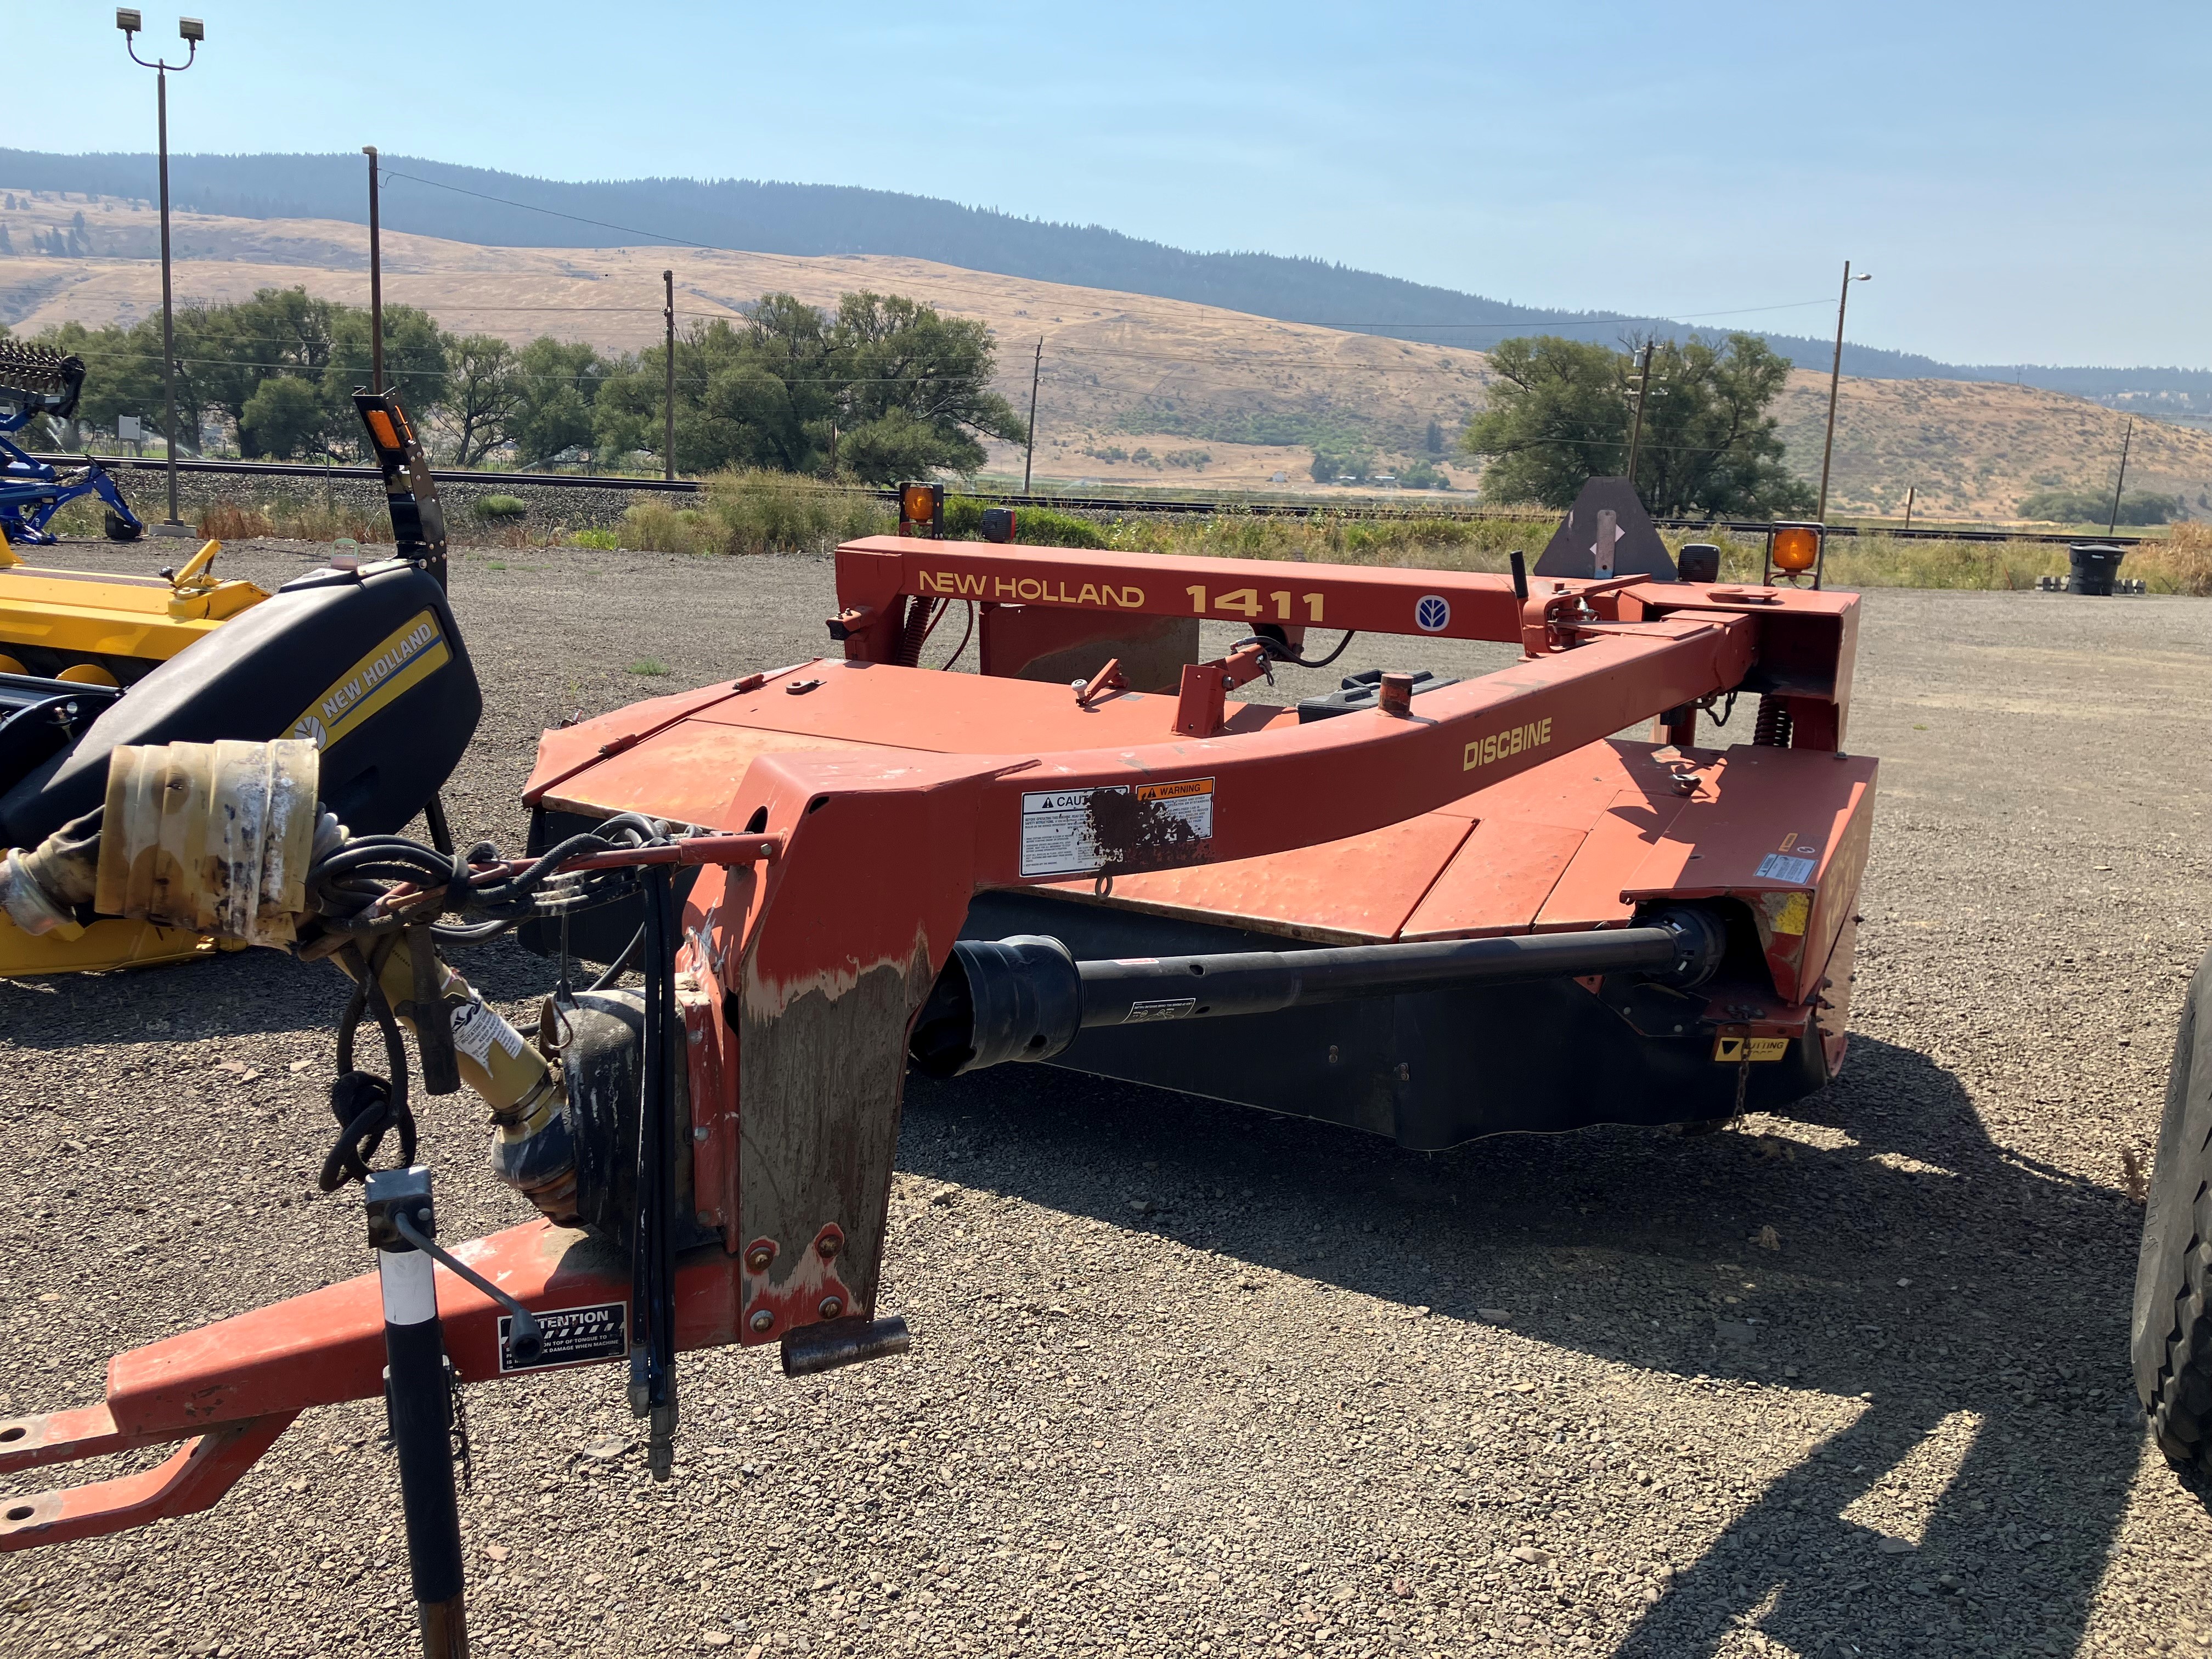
(1771, 373), (2212, 520)
(4, 186), (2207, 517)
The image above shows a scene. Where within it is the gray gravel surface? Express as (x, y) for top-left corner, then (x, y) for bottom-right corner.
(2, 538), (2209, 1658)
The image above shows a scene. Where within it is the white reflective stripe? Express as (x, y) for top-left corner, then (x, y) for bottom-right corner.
(378, 1249), (437, 1326)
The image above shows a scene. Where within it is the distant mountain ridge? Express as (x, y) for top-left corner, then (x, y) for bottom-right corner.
(3, 147), (2204, 402)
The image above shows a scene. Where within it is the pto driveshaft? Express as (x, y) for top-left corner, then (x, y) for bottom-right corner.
(910, 907), (1725, 1077)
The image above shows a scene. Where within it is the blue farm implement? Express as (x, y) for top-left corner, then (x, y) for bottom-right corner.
(0, 342), (146, 546)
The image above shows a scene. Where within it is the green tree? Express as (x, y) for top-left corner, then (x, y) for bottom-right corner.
(443, 334), (522, 466)
(2016, 487), (2180, 526)
(509, 336), (610, 464)
(238, 376), (329, 460)
(594, 289), (1021, 481)
(326, 302), (447, 437)
(826, 291), (1024, 480)
(24, 318), (167, 444)
(1462, 333), (1813, 517)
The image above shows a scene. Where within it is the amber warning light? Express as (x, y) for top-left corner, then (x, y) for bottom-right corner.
(1772, 527), (1820, 571)
(899, 483), (945, 539)
(1767, 523), (1825, 586)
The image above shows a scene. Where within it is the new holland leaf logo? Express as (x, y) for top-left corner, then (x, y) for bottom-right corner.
(1415, 595), (1451, 633)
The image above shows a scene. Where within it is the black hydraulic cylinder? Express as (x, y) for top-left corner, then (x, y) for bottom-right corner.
(909, 908), (1724, 1079)
(366, 1167), (470, 1659)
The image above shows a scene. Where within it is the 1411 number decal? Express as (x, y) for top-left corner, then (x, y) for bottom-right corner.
(1186, 586), (1326, 622)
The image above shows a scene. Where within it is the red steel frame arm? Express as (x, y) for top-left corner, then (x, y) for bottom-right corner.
(834, 538), (1532, 657)
(829, 538), (1858, 752)
(0, 1221), (758, 1550)
(945, 613), (1762, 883)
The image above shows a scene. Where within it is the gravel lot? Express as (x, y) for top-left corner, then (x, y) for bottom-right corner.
(2, 538), (2209, 1658)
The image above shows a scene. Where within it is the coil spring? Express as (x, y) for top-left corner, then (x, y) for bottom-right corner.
(1751, 696), (1793, 748)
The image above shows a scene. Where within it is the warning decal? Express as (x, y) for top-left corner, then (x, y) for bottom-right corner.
(1020, 778), (1215, 877)
(1712, 1036), (1789, 1064)
(499, 1301), (629, 1372)
(1756, 852), (1818, 884)
(1124, 998), (1198, 1023)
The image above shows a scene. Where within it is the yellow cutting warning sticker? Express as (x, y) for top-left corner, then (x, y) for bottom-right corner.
(288, 608), (450, 751)
(1713, 1036), (1789, 1064)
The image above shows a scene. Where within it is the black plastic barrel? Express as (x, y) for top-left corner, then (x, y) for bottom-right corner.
(2067, 543), (2126, 596)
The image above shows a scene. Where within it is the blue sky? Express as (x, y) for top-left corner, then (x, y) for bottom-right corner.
(8, 1), (2205, 366)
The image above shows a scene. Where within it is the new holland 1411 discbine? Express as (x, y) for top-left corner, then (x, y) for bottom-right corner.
(0, 465), (1872, 1655)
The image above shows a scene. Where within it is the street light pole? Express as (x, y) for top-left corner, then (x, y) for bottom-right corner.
(118, 10), (202, 538)
(363, 146), (383, 395)
(1816, 259), (1871, 524)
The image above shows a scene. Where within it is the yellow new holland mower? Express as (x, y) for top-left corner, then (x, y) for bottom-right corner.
(0, 392), (479, 975)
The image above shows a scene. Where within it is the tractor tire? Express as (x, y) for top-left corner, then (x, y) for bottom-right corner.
(103, 509), (143, 543)
(2132, 939), (2212, 1475)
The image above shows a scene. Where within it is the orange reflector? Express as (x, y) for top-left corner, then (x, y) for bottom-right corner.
(900, 483), (938, 524)
(364, 409), (400, 451)
(1771, 526), (1820, 572)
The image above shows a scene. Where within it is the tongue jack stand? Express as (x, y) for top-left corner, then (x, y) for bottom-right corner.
(629, 866), (679, 1480)
(366, 1167), (471, 1659)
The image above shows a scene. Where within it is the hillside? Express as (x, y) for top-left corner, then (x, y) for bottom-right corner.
(4, 187), (2209, 516)
(13, 148), (2211, 407)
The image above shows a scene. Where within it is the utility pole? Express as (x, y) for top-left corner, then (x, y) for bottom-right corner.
(1816, 259), (1871, 523)
(1903, 484), (1915, 532)
(662, 269), (676, 483)
(1022, 337), (1042, 494)
(1623, 341), (1654, 498)
(119, 10), (202, 537)
(363, 146), (383, 394)
(2107, 419), (2135, 536)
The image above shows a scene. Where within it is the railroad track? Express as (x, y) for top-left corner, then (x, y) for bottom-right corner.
(48, 453), (2148, 546)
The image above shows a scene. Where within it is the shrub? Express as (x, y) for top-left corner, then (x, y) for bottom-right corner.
(199, 502), (274, 539)
(628, 657), (669, 676)
(617, 500), (711, 556)
(695, 471), (891, 555)
(618, 475), (882, 556)
(472, 494), (529, 520)
(944, 495), (1109, 549)
(272, 500), (392, 543)
(2135, 522), (2212, 596)
(569, 527), (622, 551)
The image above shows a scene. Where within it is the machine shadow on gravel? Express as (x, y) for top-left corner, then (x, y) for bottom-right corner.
(0, 935), (576, 1052)
(904, 1034), (2144, 1659)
